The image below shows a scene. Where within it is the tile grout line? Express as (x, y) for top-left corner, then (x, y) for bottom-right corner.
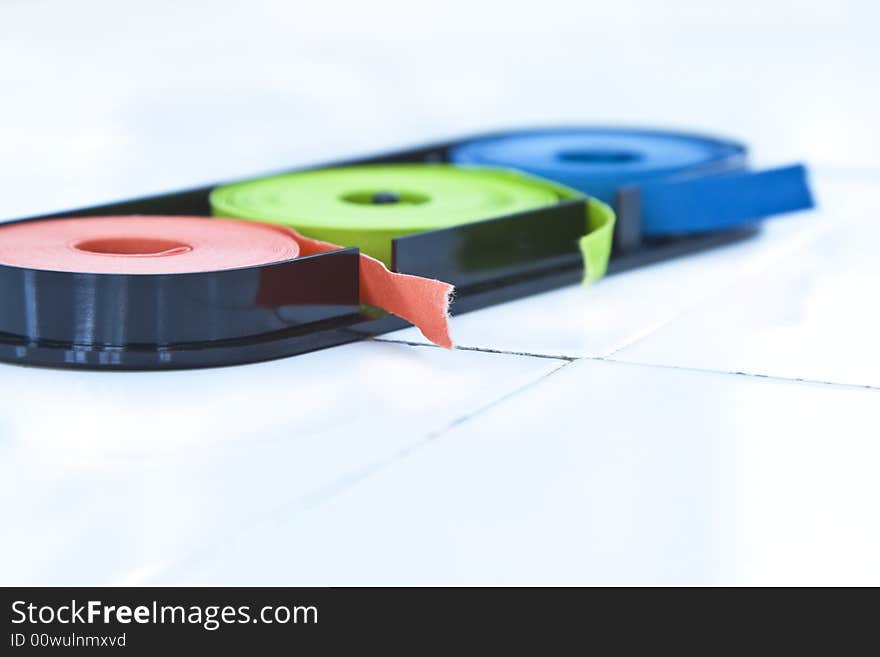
(272, 358), (576, 514)
(602, 355), (880, 392)
(427, 358), (575, 437)
(373, 338), (576, 361)
(376, 337), (880, 392)
(146, 358), (575, 584)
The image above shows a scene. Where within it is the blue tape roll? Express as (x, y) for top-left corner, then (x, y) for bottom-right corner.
(449, 128), (814, 238)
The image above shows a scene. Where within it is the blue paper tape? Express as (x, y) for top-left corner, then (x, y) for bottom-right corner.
(449, 128), (814, 237)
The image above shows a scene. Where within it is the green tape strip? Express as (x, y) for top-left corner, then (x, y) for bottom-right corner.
(210, 164), (614, 284)
(580, 197), (615, 284)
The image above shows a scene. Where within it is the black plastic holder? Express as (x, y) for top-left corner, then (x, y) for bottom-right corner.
(0, 131), (758, 370)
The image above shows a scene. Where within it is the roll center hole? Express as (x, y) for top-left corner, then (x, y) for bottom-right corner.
(74, 237), (192, 257)
(556, 149), (641, 164)
(371, 191), (400, 204)
(341, 190), (429, 206)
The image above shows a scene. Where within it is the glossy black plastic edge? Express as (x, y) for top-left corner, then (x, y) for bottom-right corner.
(392, 199), (587, 291)
(347, 225), (760, 342)
(0, 227), (363, 369)
(614, 186), (644, 253)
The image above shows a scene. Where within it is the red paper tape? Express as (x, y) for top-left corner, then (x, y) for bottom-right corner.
(0, 216), (453, 348)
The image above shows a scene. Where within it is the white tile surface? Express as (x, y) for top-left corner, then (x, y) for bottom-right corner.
(152, 360), (880, 586)
(0, 342), (563, 585)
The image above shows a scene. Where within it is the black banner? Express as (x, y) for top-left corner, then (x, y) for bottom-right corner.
(0, 586), (626, 652)
(1, 586), (865, 652)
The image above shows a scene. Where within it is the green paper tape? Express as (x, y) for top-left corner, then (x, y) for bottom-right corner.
(580, 197), (615, 284)
(210, 164), (614, 285)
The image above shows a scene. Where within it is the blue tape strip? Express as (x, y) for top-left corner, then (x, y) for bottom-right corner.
(639, 164), (814, 236)
(449, 129), (814, 236)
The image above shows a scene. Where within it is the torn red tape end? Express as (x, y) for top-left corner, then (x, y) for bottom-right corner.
(288, 228), (454, 349)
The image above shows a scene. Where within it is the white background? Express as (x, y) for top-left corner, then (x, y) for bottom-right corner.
(1, 0), (878, 585)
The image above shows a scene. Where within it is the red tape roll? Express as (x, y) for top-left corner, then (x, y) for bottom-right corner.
(0, 216), (453, 348)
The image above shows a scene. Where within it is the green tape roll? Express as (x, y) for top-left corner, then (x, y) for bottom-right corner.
(210, 164), (614, 284)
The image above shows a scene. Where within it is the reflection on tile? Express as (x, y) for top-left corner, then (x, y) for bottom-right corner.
(0, 341), (563, 585)
(154, 360), (880, 585)
(615, 205), (880, 387)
